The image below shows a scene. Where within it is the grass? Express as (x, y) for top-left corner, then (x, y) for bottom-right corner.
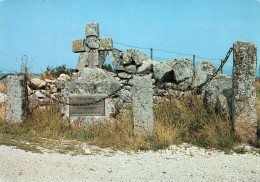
(0, 93), (240, 153)
(0, 79), (259, 153)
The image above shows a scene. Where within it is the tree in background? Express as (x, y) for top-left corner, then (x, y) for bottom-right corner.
(102, 63), (115, 73)
(43, 64), (75, 79)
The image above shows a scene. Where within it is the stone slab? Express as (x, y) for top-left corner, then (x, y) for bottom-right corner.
(232, 41), (257, 143)
(69, 95), (105, 116)
(132, 74), (154, 135)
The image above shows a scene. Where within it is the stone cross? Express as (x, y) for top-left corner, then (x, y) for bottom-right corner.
(72, 23), (113, 68)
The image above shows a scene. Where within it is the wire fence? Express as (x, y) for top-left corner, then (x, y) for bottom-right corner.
(112, 41), (234, 75)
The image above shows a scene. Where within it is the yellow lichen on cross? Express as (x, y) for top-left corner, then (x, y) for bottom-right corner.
(72, 39), (85, 53)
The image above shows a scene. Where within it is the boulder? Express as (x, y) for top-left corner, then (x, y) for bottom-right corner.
(107, 48), (125, 71)
(63, 68), (121, 96)
(57, 74), (70, 82)
(153, 59), (177, 82)
(129, 49), (147, 66)
(120, 89), (132, 102)
(201, 74), (232, 115)
(172, 58), (194, 82)
(118, 72), (131, 79)
(121, 49), (148, 66)
(122, 52), (133, 65)
(30, 78), (46, 89)
(137, 59), (154, 73)
(194, 60), (217, 87)
(125, 65), (137, 73)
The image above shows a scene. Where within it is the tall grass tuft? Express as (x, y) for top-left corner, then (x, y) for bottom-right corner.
(154, 94), (237, 150)
(0, 80), (7, 94)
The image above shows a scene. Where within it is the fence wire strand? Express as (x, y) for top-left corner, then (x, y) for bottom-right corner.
(114, 41), (222, 60)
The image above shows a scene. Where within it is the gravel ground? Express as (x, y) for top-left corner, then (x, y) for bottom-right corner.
(0, 144), (260, 182)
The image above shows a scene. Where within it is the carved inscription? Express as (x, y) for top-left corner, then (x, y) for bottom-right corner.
(69, 95), (105, 116)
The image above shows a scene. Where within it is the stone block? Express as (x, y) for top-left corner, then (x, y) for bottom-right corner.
(137, 59), (154, 73)
(194, 60), (216, 87)
(132, 74), (154, 135)
(30, 78), (46, 89)
(118, 72), (131, 79)
(129, 49), (148, 66)
(125, 65), (137, 73)
(172, 58), (194, 82)
(107, 48), (125, 71)
(85, 23), (99, 37)
(153, 59), (177, 82)
(202, 74), (232, 116)
(232, 41), (257, 143)
(72, 39), (85, 53)
(99, 37), (113, 50)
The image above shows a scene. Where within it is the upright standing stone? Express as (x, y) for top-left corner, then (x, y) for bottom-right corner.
(6, 75), (28, 123)
(132, 74), (154, 135)
(232, 41), (257, 143)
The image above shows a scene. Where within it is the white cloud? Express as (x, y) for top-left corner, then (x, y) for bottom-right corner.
(0, 0), (4, 2)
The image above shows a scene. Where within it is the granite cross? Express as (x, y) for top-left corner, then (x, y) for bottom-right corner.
(72, 23), (113, 68)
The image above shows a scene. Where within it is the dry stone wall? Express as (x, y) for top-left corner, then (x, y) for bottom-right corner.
(18, 40), (257, 141)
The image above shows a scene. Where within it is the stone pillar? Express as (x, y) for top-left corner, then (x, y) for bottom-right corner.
(132, 74), (154, 135)
(6, 75), (28, 123)
(232, 41), (257, 143)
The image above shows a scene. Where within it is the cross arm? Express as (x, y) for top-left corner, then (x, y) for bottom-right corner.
(99, 37), (113, 51)
(72, 39), (85, 53)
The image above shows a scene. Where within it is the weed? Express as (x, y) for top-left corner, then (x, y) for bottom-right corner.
(0, 93), (251, 153)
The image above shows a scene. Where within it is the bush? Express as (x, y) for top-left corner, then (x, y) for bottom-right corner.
(102, 63), (115, 73)
(41, 64), (75, 79)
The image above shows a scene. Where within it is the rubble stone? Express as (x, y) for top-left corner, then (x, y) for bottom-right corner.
(194, 61), (216, 87)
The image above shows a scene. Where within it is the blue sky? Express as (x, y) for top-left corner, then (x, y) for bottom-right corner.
(0, 0), (260, 75)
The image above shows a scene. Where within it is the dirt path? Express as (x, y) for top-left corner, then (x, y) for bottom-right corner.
(0, 144), (260, 182)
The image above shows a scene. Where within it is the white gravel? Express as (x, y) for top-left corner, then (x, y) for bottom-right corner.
(0, 144), (260, 182)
